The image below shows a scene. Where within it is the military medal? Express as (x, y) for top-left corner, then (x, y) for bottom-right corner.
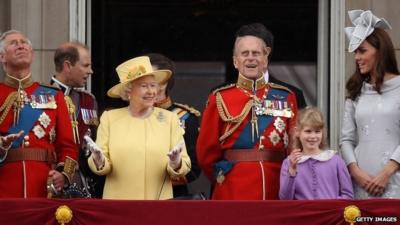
(81, 108), (89, 125)
(268, 130), (280, 146)
(30, 95), (37, 108)
(273, 117), (285, 133)
(81, 108), (91, 125)
(30, 94), (57, 109)
(272, 100), (284, 117)
(47, 95), (57, 108)
(33, 125), (45, 139)
(81, 108), (99, 126)
(254, 101), (264, 116)
(38, 112), (51, 128)
(90, 109), (99, 125)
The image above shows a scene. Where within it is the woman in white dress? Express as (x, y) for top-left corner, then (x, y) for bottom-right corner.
(340, 10), (400, 199)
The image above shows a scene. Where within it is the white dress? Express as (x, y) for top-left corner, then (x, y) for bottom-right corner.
(340, 76), (400, 199)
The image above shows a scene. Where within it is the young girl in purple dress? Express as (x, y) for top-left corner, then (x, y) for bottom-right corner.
(279, 107), (353, 200)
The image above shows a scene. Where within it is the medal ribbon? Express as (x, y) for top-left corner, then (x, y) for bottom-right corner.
(8, 86), (57, 148)
(232, 88), (289, 149)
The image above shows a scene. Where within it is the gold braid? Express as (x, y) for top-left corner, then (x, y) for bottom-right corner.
(216, 92), (253, 142)
(64, 96), (79, 144)
(0, 92), (18, 124)
(64, 96), (76, 114)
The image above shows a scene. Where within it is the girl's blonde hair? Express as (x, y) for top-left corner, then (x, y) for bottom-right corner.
(292, 106), (328, 150)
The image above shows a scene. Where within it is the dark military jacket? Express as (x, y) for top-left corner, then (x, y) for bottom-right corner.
(156, 97), (201, 197)
(51, 76), (105, 198)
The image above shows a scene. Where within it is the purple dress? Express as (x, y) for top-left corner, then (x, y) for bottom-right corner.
(279, 150), (353, 200)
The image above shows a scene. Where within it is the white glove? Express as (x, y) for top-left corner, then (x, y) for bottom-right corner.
(0, 131), (24, 151)
(84, 135), (105, 169)
(167, 141), (184, 170)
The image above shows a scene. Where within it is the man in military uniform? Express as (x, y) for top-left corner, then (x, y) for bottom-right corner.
(0, 30), (77, 198)
(149, 53), (202, 198)
(197, 24), (298, 200)
(212, 23), (307, 109)
(51, 42), (104, 198)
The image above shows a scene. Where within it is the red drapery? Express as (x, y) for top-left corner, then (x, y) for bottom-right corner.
(0, 199), (399, 225)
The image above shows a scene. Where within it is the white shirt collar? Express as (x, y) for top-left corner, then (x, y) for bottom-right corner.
(52, 76), (72, 96)
(264, 70), (269, 83)
(298, 150), (337, 163)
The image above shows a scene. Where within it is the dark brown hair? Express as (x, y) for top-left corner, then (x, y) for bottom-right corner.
(146, 53), (176, 96)
(346, 28), (400, 100)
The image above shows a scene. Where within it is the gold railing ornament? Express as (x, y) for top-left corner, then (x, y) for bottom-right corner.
(344, 205), (361, 225)
(55, 205), (73, 225)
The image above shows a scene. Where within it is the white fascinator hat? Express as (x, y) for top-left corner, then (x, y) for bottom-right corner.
(344, 10), (392, 52)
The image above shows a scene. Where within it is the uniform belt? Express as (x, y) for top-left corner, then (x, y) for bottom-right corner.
(224, 149), (286, 162)
(5, 148), (57, 164)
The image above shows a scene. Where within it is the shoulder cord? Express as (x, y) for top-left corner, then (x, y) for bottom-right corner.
(216, 92), (253, 142)
(64, 96), (80, 144)
(0, 92), (18, 125)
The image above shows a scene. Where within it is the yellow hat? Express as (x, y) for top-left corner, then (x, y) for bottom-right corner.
(107, 56), (172, 98)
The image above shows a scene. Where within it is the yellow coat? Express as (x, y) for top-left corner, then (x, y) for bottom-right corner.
(88, 107), (191, 200)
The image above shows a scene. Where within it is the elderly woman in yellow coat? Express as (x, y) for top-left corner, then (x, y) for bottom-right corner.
(87, 56), (191, 200)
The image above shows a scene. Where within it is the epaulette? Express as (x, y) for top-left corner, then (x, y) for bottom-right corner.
(212, 83), (236, 95)
(173, 102), (201, 117)
(74, 88), (96, 99)
(39, 83), (61, 91)
(269, 82), (293, 93)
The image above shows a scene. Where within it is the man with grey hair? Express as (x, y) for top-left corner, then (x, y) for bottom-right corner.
(0, 30), (77, 198)
(197, 24), (298, 200)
